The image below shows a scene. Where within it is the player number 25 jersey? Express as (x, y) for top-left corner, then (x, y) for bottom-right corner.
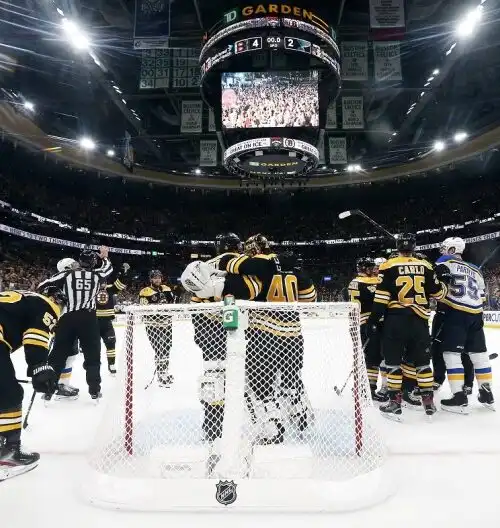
(435, 256), (486, 314)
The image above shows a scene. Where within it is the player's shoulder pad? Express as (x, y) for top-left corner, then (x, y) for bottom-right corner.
(139, 286), (154, 297)
(381, 256), (433, 270)
(355, 276), (379, 285)
(36, 292), (62, 319)
(436, 255), (454, 264)
(254, 253), (276, 260)
(217, 252), (240, 269)
(160, 285), (172, 292)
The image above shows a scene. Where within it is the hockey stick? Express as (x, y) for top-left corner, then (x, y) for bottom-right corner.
(334, 338), (370, 396)
(16, 379), (30, 384)
(339, 210), (396, 240)
(22, 391), (36, 430)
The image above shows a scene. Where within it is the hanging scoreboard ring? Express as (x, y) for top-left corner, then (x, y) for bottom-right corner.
(224, 137), (319, 177)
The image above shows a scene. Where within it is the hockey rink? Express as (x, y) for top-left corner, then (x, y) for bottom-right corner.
(5, 322), (500, 528)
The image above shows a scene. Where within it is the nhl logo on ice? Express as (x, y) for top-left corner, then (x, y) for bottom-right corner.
(215, 480), (237, 505)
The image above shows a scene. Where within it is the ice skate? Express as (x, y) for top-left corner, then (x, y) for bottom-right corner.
(441, 391), (469, 414)
(108, 363), (116, 375)
(478, 383), (495, 411)
(402, 388), (422, 411)
(463, 384), (473, 396)
(380, 393), (403, 422)
(371, 386), (389, 403)
(0, 439), (40, 482)
(90, 389), (102, 404)
(421, 392), (437, 419)
(54, 383), (79, 401)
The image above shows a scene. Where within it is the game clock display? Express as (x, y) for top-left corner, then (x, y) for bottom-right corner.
(235, 36), (312, 54)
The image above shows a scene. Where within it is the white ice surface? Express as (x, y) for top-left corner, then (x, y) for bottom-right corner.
(3, 327), (500, 527)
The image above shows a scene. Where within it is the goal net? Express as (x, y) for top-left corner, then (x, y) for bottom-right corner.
(83, 302), (389, 511)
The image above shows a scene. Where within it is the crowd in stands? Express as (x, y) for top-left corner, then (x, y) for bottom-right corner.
(1, 142), (500, 307)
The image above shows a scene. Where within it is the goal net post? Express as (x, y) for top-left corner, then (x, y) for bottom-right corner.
(82, 301), (390, 511)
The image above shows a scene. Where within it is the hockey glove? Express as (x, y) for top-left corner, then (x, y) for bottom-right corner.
(122, 262), (131, 273)
(31, 364), (58, 395)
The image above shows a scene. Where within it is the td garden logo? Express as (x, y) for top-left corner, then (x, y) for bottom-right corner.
(223, 3), (330, 34)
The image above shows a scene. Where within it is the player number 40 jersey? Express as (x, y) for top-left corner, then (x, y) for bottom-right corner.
(435, 256), (486, 314)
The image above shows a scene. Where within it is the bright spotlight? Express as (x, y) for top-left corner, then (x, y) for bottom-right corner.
(80, 137), (96, 150)
(432, 69), (440, 75)
(106, 149), (115, 157)
(453, 131), (468, 143)
(62, 18), (90, 50)
(456, 6), (483, 38)
(194, 168), (202, 175)
(346, 164), (361, 172)
(433, 140), (446, 152)
(392, 132), (398, 136)
(23, 101), (35, 111)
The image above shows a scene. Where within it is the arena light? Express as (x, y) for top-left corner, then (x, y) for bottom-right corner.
(454, 131), (468, 143)
(194, 168), (202, 175)
(338, 210), (353, 219)
(23, 101), (35, 111)
(392, 132), (397, 136)
(61, 18), (90, 50)
(432, 69), (440, 75)
(433, 140), (446, 152)
(106, 149), (115, 157)
(456, 6), (483, 38)
(79, 137), (96, 151)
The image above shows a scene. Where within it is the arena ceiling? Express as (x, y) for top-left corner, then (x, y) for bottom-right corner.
(1, 0), (499, 185)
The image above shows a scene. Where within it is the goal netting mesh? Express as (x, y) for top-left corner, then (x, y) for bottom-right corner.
(83, 302), (389, 511)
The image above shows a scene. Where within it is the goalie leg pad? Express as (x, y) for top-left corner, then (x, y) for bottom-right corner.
(199, 365), (225, 405)
(253, 398), (285, 445)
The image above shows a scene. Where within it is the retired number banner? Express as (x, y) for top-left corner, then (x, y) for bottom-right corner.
(373, 41), (402, 81)
(134, 0), (171, 49)
(199, 140), (218, 167)
(181, 101), (203, 134)
(369, 0), (405, 28)
(342, 96), (364, 129)
(325, 102), (337, 129)
(341, 42), (368, 81)
(328, 137), (347, 165)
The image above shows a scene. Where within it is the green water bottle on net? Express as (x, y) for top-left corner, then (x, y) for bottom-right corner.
(222, 294), (239, 330)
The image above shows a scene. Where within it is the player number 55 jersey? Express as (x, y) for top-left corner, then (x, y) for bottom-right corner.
(435, 256), (486, 314)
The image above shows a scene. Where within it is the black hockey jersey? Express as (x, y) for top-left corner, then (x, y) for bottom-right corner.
(139, 284), (175, 305)
(224, 253), (317, 336)
(0, 290), (60, 368)
(96, 271), (127, 318)
(348, 275), (379, 325)
(191, 252), (261, 304)
(371, 256), (446, 321)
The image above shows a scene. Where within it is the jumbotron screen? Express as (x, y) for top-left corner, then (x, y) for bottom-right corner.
(221, 70), (319, 129)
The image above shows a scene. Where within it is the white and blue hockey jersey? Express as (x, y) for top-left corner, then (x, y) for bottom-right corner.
(435, 255), (486, 314)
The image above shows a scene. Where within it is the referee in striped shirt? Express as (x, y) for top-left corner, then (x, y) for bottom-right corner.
(38, 246), (113, 399)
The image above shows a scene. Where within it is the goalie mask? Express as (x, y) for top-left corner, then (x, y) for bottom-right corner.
(440, 237), (466, 256)
(181, 261), (225, 299)
(244, 234), (270, 256)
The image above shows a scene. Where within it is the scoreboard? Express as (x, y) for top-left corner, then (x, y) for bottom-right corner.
(235, 36), (312, 54)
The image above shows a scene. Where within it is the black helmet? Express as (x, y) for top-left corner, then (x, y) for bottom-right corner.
(40, 285), (67, 306)
(396, 233), (416, 253)
(149, 269), (162, 281)
(215, 232), (242, 254)
(244, 233), (270, 256)
(79, 249), (98, 269)
(356, 257), (376, 274)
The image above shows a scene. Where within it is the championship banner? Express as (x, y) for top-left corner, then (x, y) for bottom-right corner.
(180, 101), (203, 134)
(122, 130), (134, 172)
(369, 0), (405, 28)
(317, 135), (326, 164)
(134, 0), (171, 49)
(328, 137), (347, 165)
(373, 41), (402, 81)
(199, 140), (218, 167)
(341, 42), (368, 81)
(208, 108), (216, 132)
(326, 102), (337, 129)
(342, 96), (364, 129)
